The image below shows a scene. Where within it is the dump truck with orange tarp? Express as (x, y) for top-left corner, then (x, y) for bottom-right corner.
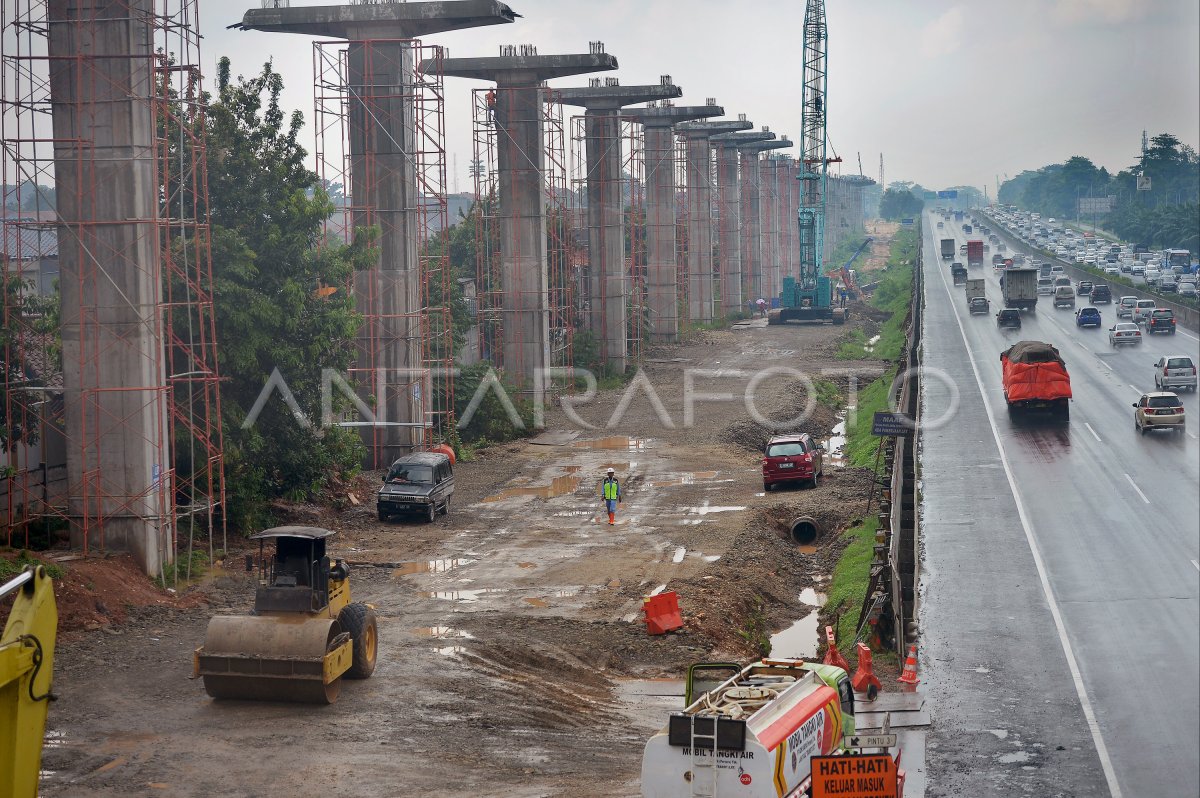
(1001, 341), (1072, 422)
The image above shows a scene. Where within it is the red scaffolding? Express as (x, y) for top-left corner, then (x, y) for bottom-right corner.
(1, 0), (223, 572)
(312, 39), (452, 461)
(673, 132), (690, 328)
(622, 115), (647, 360)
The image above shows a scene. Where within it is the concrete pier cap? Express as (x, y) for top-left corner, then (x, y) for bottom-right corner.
(555, 78), (682, 373)
(431, 48), (618, 406)
(234, 0), (520, 37)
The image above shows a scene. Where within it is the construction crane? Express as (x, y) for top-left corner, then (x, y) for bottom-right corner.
(770, 0), (846, 325)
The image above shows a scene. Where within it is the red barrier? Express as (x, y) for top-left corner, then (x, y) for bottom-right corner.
(851, 641), (882, 699)
(822, 626), (851, 673)
(642, 591), (684, 635)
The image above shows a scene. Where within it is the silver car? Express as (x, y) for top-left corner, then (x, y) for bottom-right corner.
(1154, 356), (1197, 392)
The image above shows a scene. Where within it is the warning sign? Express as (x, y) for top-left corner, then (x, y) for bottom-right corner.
(811, 754), (897, 798)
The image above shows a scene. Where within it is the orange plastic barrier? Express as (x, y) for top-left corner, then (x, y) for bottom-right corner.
(851, 642), (883, 698)
(822, 626), (851, 673)
(642, 591), (684, 635)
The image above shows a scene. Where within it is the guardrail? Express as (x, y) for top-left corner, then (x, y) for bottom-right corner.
(978, 211), (1199, 331)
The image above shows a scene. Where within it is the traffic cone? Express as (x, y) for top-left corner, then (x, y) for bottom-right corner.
(822, 626), (852, 673)
(897, 643), (920, 691)
(851, 641), (882, 700)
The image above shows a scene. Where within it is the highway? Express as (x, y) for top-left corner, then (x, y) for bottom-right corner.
(917, 210), (1200, 797)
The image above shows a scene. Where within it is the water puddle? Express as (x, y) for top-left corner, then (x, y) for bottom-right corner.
(518, 562), (538, 569)
(864, 334), (882, 354)
(672, 547), (686, 563)
(769, 610), (820, 659)
(799, 588), (826, 606)
(822, 411), (848, 468)
(434, 645), (467, 657)
(650, 470), (720, 488)
(412, 626), (474, 639)
(798, 544), (818, 555)
(393, 557), (475, 577)
(483, 474), (580, 502)
(573, 436), (653, 451)
(687, 503), (746, 515)
(998, 751), (1033, 764)
(523, 597), (549, 608)
(418, 588), (505, 602)
(649, 583), (668, 596)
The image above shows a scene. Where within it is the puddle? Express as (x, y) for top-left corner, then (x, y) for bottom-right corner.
(393, 557), (475, 576)
(412, 626), (474, 639)
(822, 411), (848, 468)
(687, 503), (746, 515)
(769, 610), (820, 659)
(650, 470), (720, 488)
(798, 544), (818, 555)
(573, 436), (653, 451)
(987, 729), (1010, 740)
(799, 588), (826, 606)
(998, 751), (1033, 764)
(523, 597), (550, 608)
(672, 547), (686, 563)
(434, 645), (467, 657)
(418, 588), (505, 602)
(649, 583), (668, 596)
(864, 333), (882, 354)
(518, 562), (538, 569)
(483, 474), (581, 502)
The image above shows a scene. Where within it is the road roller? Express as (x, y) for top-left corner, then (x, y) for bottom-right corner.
(193, 526), (378, 704)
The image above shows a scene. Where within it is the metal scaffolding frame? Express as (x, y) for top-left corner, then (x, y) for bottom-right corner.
(1, 0), (224, 572)
(312, 39), (453, 460)
(673, 133), (690, 328)
(621, 115), (646, 361)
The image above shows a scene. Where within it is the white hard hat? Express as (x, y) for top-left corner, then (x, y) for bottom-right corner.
(606, 467), (615, 474)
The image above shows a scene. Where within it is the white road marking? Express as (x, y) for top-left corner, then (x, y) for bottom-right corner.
(1188, 431), (1197, 440)
(1123, 473), (1150, 505)
(1177, 328), (1199, 342)
(1129, 384), (1140, 394)
(1083, 423), (1102, 443)
(931, 233), (1124, 798)
(1076, 340), (1089, 352)
(1192, 559), (1199, 572)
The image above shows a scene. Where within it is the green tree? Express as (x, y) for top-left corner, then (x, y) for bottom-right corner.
(205, 59), (369, 530)
(878, 188), (924, 220)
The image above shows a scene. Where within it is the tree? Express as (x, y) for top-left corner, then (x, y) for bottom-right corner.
(204, 59), (369, 530)
(878, 188), (924, 220)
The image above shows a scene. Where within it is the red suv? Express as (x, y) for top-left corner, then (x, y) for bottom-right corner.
(762, 433), (824, 491)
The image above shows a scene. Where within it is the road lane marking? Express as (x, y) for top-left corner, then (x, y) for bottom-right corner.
(1188, 431), (1197, 440)
(1129, 384), (1140, 394)
(1084, 422), (1102, 442)
(1192, 559), (1199, 571)
(1123, 473), (1150, 504)
(931, 239), (1123, 798)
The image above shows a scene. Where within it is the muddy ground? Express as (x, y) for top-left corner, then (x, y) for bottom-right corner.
(39, 314), (896, 798)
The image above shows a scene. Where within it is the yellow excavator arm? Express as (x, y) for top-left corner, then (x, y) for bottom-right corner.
(1, 565), (58, 798)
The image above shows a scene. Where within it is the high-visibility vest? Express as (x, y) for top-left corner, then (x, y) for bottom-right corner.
(602, 478), (620, 500)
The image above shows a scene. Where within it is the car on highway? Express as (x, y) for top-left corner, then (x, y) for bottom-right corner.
(1132, 299), (1157, 325)
(1054, 285), (1076, 308)
(997, 243), (1006, 252)
(762, 433), (823, 490)
(959, 244), (968, 254)
(1154, 356), (1197, 392)
(1090, 285), (1112, 304)
(1054, 276), (1072, 288)
(996, 308), (1022, 328)
(1117, 296), (1138, 318)
(1146, 308), (1176, 335)
(937, 221), (944, 228)
(1075, 307), (1102, 328)
(1109, 322), (1143, 346)
(1159, 274), (1178, 293)
(1105, 265), (1121, 276)
(1037, 277), (1055, 295)
(1077, 280), (1093, 296)
(1133, 392), (1186, 435)
(1179, 280), (1198, 298)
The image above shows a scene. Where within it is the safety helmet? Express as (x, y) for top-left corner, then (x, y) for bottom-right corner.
(606, 467), (615, 475)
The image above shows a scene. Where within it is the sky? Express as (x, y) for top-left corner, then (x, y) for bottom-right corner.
(198, 0), (1200, 196)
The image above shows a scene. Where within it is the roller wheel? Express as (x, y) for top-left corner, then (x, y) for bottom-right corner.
(338, 602), (378, 679)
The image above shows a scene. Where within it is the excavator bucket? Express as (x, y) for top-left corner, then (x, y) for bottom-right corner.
(194, 615), (353, 704)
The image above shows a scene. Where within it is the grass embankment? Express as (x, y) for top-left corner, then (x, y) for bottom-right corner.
(0, 550), (64, 580)
(822, 225), (916, 658)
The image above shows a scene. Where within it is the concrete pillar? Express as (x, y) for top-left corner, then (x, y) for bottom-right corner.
(715, 141), (742, 317)
(239, 1), (517, 468)
(788, 160), (801, 284)
(48, 0), (168, 574)
(435, 53), (618, 407)
(684, 132), (716, 323)
(627, 105), (722, 341)
(761, 159), (780, 299)
(740, 150), (762, 301)
(558, 82), (681, 371)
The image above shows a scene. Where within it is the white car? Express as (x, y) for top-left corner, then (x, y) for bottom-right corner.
(1155, 356), (1197, 392)
(1109, 323), (1142, 346)
(1132, 299), (1157, 325)
(1104, 266), (1121, 276)
(1036, 277), (1055, 295)
(1179, 281), (1198, 298)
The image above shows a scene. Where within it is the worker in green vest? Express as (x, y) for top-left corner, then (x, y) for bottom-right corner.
(601, 467), (622, 525)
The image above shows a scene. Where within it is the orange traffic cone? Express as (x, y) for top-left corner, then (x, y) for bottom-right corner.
(822, 626), (851, 673)
(897, 643), (920, 691)
(851, 641), (882, 700)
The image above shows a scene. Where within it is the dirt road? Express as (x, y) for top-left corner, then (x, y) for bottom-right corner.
(42, 317), (889, 797)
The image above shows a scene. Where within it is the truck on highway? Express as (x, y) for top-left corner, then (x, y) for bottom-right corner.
(1000, 268), (1039, 311)
(1001, 341), (1072, 421)
(642, 659), (886, 798)
(966, 279), (989, 313)
(954, 210), (964, 222)
(940, 238), (955, 261)
(966, 239), (984, 267)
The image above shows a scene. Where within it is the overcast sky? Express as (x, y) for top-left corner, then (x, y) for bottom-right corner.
(202, 0), (1200, 196)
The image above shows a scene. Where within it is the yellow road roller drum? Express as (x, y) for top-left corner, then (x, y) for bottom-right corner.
(194, 526), (378, 704)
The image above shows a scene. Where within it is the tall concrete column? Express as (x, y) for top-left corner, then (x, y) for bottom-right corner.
(434, 53), (618, 408)
(627, 104), (723, 342)
(239, 1), (517, 468)
(48, 0), (168, 573)
(557, 81), (682, 373)
(788, 159), (801, 284)
(715, 140), (743, 317)
(764, 151), (794, 298)
(734, 137), (790, 302)
(676, 119), (751, 323)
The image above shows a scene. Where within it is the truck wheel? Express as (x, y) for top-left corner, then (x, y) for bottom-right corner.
(440, 495), (450, 516)
(377, 508), (388, 523)
(426, 502), (437, 523)
(1007, 403), (1017, 420)
(338, 602), (378, 679)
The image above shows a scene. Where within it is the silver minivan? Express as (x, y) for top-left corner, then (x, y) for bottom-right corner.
(1132, 299), (1157, 325)
(1117, 296), (1138, 318)
(1154, 356), (1197, 392)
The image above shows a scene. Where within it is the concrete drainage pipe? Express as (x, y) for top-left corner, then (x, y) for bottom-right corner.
(789, 516), (820, 546)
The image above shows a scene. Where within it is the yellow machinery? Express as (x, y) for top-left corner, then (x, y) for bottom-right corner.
(1, 564), (57, 798)
(194, 526), (378, 704)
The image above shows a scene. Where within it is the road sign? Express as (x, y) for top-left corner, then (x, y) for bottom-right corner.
(1077, 196), (1113, 215)
(1136, 175), (1151, 191)
(900, 218), (914, 227)
(922, 191), (937, 199)
(937, 190), (958, 199)
(844, 734), (898, 749)
(811, 754), (898, 798)
(871, 411), (912, 436)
